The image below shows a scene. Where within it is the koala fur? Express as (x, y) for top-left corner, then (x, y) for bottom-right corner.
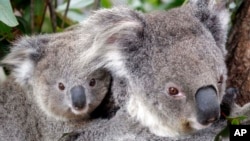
(224, 88), (250, 125)
(0, 30), (112, 140)
(60, 110), (229, 141)
(69, 0), (230, 139)
(0, 77), (83, 140)
(1, 0), (231, 140)
(60, 88), (238, 141)
(0, 66), (6, 83)
(1, 30), (111, 121)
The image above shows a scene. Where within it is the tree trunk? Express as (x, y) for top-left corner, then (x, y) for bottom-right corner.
(227, 0), (250, 106)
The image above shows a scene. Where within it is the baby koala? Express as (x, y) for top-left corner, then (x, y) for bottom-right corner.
(1, 30), (111, 121)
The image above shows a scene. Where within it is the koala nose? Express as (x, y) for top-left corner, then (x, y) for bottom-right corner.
(195, 86), (220, 125)
(70, 85), (86, 110)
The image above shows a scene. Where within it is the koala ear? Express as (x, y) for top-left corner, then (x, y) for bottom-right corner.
(189, 0), (230, 55)
(80, 8), (144, 77)
(1, 36), (45, 86)
(94, 20), (144, 77)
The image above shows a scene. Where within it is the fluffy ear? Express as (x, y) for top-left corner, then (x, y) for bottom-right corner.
(95, 20), (143, 77)
(80, 8), (144, 77)
(1, 36), (45, 86)
(189, 0), (230, 55)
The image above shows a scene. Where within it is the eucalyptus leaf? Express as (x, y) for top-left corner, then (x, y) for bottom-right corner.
(0, 0), (18, 27)
(237, 115), (248, 121)
(231, 119), (240, 125)
(101, 0), (113, 8)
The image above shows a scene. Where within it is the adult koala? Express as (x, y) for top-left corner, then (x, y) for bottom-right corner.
(0, 29), (111, 140)
(65, 0), (230, 139)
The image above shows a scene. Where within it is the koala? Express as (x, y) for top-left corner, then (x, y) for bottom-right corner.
(0, 77), (90, 141)
(61, 0), (230, 139)
(0, 30), (112, 140)
(1, 31), (111, 121)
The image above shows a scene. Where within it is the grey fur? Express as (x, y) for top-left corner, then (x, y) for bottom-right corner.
(0, 77), (86, 141)
(0, 0), (231, 140)
(65, 0), (230, 139)
(1, 29), (111, 121)
(0, 30), (111, 140)
(225, 88), (250, 125)
(61, 87), (237, 141)
(60, 110), (228, 141)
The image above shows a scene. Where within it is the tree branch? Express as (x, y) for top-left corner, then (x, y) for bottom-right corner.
(30, 0), (34, 33)
(61, 0), (71, 28)
(93, 0), (101, 10)
(47, 0), (57, 32)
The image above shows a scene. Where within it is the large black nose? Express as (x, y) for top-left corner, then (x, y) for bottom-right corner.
(70, 85), (86, 110)
(195, 86), (220, 125)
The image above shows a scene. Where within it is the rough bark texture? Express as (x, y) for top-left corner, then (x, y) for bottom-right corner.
(227, 0), (250, 106)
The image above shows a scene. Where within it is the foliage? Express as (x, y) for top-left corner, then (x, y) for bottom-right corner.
(227, 115), (248, 125)
(0, 0), (18, 27)
(214, 115), (248, 141)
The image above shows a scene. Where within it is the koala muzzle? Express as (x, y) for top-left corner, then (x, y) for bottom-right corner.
(70, 85), (86, 110)
(195, 86), (220, 125)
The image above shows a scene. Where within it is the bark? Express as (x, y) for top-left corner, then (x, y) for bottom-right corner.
(227, 0), (250, 106)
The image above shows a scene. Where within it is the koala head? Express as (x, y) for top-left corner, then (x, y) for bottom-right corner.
(1, 31), (111, 121)
(85, 0), (229, 138)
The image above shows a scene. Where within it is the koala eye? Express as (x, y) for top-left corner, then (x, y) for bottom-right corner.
(89, 79), (96, 87)
(168, 87), (179, 95)
(218, 75), (223, 84)
(58, 82), (65, 90)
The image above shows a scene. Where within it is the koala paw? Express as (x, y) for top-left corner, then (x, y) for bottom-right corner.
(220, 87), (239, 118)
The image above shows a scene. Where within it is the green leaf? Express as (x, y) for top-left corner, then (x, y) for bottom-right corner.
(16, 16), (31, 34)
(146, 0), (161, 6)
(226, 115), (248, 125)
(163, 0), (185, 10)
(101, 0), (112, 8)
(231, 119), (240, 125)
(0, 21), (13, 40)
(237, 115), (248, 121)
(0, 0), (18, 27)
